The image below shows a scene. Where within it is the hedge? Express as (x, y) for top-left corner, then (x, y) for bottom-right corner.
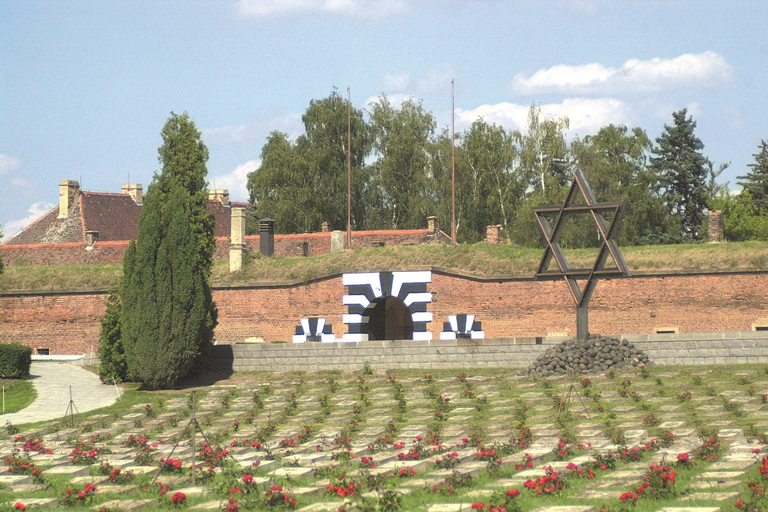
(0, 343), (33, 379)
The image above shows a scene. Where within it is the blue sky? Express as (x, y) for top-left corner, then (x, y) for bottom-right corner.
(2, 0), (767, 240)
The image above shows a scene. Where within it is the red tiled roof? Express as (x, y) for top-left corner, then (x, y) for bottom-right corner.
(81, 192), (142, 242)
(3, 191), (246, 246)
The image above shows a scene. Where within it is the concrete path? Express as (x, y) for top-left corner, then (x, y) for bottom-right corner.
(1, 362), (119, 426)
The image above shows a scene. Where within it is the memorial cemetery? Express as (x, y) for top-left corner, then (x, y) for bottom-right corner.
(2, 168), (768, 512)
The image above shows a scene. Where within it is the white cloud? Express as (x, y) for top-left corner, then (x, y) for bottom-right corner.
(2, 202), (55, 242)
(209, 160), (260, 203)
(384, 73), (411, 92)
(513, 51), (733, 95)
(235, 0), (407, 18)
(0, 154), (22, 175)
(365, 93), (413, 110)
(203, 113), (303, 146)
(380, 64), (454, 97)
(456, 98), (633, 137)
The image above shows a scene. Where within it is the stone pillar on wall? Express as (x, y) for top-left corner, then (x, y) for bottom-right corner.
(321, 221), (330, 233)
(708, 210), (724, 243)
(427, 216), (437, 235)
(485, 225), (504, 244)
(229, 208), (246, 272)
(330, 230), (345, 252)
(59, 180), (79, 218)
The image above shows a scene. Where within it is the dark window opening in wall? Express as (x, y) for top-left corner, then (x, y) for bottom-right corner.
(37, 348), (50, 355)
(755, 325), (768, 331)
(654, 327), (679, 334)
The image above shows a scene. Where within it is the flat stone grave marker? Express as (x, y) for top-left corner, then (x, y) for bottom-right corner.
(95, 499), (158, 511)
(43, 464), (91, 477)
(270, 466), (314, 479)
(2, 498), (59, 508)
(657, 508), (721, 512)
(530, 507), (596, 512)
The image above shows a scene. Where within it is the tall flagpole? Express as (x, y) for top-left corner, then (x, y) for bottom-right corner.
(347, 86), (352, 249)
(451, 79), (457, 243)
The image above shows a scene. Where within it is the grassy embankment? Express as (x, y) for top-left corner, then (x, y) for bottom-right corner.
(1, 240), (767, 292)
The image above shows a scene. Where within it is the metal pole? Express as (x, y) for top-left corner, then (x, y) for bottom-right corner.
(347, 86), (352, 250)
(451, 79), (457, 243)
(191, 391), (196, 487)
(577, 304), (589, 342)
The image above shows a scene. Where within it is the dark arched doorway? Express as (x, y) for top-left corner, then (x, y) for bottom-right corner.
(364, 297), (414, 341)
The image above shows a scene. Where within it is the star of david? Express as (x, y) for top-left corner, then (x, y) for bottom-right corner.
(533, 169), (631, 309)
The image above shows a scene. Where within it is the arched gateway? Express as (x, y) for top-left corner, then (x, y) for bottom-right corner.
(342, 271), (432, 341)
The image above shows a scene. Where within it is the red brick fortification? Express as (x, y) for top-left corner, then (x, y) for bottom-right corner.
(1, 270), (766, 354)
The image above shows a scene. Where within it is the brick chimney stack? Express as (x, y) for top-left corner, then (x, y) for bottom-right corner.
(58, 180), (79, 218)
(209, 189), (230, 206)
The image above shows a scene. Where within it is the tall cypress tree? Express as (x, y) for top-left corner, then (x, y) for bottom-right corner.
(120, 112), (217, 390)
(650, 109), (710, 241)
(738, 140), (768, 214)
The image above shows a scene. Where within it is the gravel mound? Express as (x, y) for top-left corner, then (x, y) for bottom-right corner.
(520, 334), (651, 378)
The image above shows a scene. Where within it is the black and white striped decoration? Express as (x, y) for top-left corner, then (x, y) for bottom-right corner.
(342, 271), (432, 342)
(440, 314), (484, 340)
(292, 317), (335, 343)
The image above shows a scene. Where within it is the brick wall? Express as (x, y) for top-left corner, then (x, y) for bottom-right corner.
(5, 229), (443, 266)
(1, 241), (129, 266)
(209, 331), (768, 372)
(2, 270), (767, 355)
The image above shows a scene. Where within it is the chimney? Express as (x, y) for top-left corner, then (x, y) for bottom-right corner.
(122, 183), (143, 204)
(85, 230), (99, 251)
(259, 218), (275, 256)
(427, 216), (437, 235)
(708, 210), (724, 243)
(209, 189), (230, 206)
(59, 180), (79, 218)
(485, 225), (504, 245)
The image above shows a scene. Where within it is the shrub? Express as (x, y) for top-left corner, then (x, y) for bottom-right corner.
(0, 343), (32, 379)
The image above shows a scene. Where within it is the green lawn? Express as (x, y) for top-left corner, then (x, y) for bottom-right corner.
(0, 379), (36, 416)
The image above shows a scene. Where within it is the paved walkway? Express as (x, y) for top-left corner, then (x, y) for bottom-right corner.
(1, 362), (119, 426)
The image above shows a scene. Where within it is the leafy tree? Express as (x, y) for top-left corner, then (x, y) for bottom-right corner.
(709, 190), (768, 241)
(516, 105), (570, 193)
(120, 113), (217, 390)
(248, 90), (370, 233)
(572, 125), (677, 245)
(459, 119), (522, 241)
(650, 109), (710, 241)
(247, 131), (318, 233)
(298, 90), (370, 231)
(738, 140), (768, 214)
(0, 224), (4, 275)
(369, 97), (437, 229)
(98, 291), (125, 383)
(508, 106), (571, 246)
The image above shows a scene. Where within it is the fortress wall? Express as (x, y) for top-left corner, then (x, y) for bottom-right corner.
(1, 270), (767, 355)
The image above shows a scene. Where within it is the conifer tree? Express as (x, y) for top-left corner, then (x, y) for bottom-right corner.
(97, 291), (125, 383)
(650, 109), (710, 241)
(119, 112), (217, 390)
(738, 140), (768, 214)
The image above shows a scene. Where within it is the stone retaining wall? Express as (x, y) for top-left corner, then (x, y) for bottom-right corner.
(210, 331), (768, 372)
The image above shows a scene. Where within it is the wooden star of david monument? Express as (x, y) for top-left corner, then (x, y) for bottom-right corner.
(533, 169), (631, 341)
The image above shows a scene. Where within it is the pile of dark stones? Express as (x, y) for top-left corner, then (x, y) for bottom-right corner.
(520, 334), (651, 377)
